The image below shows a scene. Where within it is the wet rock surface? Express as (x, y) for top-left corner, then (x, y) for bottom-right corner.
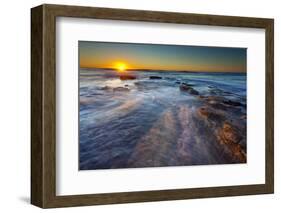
(149, 76), (162, 79)
(119, 74), (136, 80)
(195, 96), (246, 163)
(100, 86), (111, 90)
(179, 83), (200, 95)
(217, 122), (246, 162)
(222, 99), (244, 107)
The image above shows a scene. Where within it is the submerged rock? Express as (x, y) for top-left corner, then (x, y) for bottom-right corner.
(222, 99), (244, 107)
(100, 86), (111, 90)
(119, 75), (136, 80)
(179, 83), (199, 95)
(149, 76), (162, 79)
(113, 87), (130, 92)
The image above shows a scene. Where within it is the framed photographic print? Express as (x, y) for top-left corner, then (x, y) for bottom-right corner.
(31, 4), (274, 208)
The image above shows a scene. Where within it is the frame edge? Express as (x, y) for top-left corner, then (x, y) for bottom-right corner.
(265, 19), (274, 194)
(31, 5), (44, 208)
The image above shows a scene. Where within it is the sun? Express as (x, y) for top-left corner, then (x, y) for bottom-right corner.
(115, 62), (128, 72)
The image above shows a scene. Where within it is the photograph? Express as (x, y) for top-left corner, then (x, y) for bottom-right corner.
(78, 41), (247, 170)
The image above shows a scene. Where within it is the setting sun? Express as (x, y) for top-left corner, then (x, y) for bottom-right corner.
(115, 62), (128, 72)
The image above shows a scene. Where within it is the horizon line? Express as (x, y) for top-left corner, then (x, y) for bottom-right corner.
(79, 66), (246, 73)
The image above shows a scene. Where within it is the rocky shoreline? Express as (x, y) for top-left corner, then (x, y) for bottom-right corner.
(80, 70), (247, 169)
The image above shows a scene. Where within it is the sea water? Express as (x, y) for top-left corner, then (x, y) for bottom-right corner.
(79, 69), (247, 170)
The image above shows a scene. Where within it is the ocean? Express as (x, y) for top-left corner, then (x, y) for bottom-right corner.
(79, 69), (247, 170)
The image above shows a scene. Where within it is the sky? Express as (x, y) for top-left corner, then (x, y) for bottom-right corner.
(79, 41), (246, 73)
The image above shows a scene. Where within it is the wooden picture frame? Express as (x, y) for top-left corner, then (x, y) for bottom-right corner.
(31, 4), (274, 208)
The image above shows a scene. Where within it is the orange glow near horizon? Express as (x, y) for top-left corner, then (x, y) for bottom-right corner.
(114, 62), (128, 72)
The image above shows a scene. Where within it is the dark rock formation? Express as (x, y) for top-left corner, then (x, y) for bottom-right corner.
(222, 99), (244, 107)
(100, 86), (111, 90)
(119, 75), (136, 80)
(217, 122), (246, 162)
(197, 107), (224, 124)
(200, 96), (245, 111)
(197, 105), (246, 163)
(179, 83), (199, 95)
(182, 82), (195, 87)
(149, 76), (162, 79)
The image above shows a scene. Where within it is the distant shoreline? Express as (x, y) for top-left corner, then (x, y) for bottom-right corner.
(80, 67), (246, 74)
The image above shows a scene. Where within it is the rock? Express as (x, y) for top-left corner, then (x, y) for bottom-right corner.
(197, 107), (224, 123)
(180, 83), (190, 87)
(149, 76), (162, 79)
(119, 75), (136, 80)
(181, 82), (195, 87)
(222, 91), (234, 95)
(198, 95), (206, 100)
(219, 123), (242, 144)
(198, 107), (209, 118)
(100, 86), (111, 90)
(201, 96), (244, 111)
(212, 103), (229, 110)
(196, 105), (246, 163)
(217, 122), (246, 163)
(179, 83), (199, 95)
(179, 84), (189, 90)
(189, 89), (199, 95)
(205, 96), (224, 101)
(113, 87), (130, 92)
(222, 99), (243, 107)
